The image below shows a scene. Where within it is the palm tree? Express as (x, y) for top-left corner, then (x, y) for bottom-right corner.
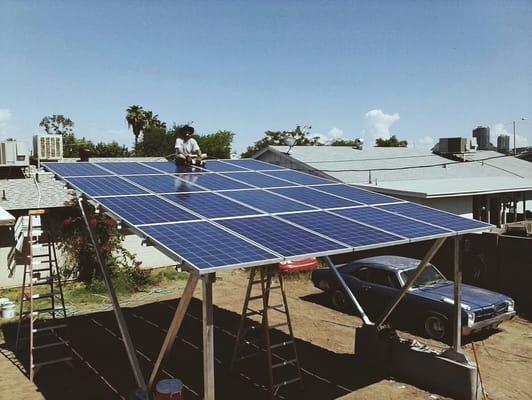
(126, 105), (146, 147)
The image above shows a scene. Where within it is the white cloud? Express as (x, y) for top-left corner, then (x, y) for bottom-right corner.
(0, 108), (12, 134)
(492, 123), (529, 148)
(314, 127), (345, 144)
(415, 135), (436, 151)
(361, 109), (400, 141)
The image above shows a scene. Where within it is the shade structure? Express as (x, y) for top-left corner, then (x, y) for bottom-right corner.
(44, 159), (492, 273)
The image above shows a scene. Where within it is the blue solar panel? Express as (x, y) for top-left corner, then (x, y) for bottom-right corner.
(270, 187), (362, 208)
(142, 161), (204, 174)
(97, 162), (160, 175)
(312, 184), (400, 205)
(223, 159), (285, 170)
(222, 190), (316, 213)
(97, 195), (199, 225)
(262, 170), (334, 185)
(66, 176), (148, 197)
(379, 203), (492, 232)
(218, 216), (348, 257)
(140, 221), (281, 270)
(182, 173), (253, 190)
(127, 175), (204, 193)
(221, 172), (298, 188)
(202, 160), (248, 172)
(334, 207), (451, 239)
(281, 211), (405, 248)
(164, 192), (262, 219)
(44, 162), (111, 177)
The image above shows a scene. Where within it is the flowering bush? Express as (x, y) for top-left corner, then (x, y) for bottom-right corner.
(58, 209), (140, 286)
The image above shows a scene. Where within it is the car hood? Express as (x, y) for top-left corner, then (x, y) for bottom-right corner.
(414, 282), (509, 309)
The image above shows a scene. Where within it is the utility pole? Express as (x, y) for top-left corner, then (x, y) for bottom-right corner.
(513, 120), (516, 156)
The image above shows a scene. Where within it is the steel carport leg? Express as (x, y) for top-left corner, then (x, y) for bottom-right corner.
(202, 273), (216, 400)
(77, 196), (148, 397)
(452, 235), (462, 352)
(324, 256), (373, 325)
(375, 237), (447, 329)
(148, 273), (199, 389)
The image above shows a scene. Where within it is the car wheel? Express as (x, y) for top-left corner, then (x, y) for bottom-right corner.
(331, 289), (348, 311)
(424, 314), (448, 340)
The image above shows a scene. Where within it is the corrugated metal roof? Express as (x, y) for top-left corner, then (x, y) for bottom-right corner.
(262, 146), (532, 197)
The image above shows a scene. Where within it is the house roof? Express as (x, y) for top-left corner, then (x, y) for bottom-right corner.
(0, 206), (15, 226)
(0, 169), (73, 211)
(258, 146), (532, 198)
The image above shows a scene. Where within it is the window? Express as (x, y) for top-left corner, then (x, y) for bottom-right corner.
(364, 268), (400, 289)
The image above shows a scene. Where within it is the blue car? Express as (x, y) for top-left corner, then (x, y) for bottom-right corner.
(311, 255), (516, 340)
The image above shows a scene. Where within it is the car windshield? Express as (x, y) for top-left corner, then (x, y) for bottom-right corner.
(401, 265), (447, 288)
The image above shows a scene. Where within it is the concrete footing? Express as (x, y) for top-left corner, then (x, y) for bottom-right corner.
(355, 326), (479, 400)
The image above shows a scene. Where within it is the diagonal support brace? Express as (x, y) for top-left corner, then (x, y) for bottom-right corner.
(148, 273), (199, 389)
(77, 196), (148, 396)
(375, 237), (447, 329)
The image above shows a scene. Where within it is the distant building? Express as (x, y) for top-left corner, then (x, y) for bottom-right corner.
(497, 135), (510, 154)
(472, 126), (490, 150)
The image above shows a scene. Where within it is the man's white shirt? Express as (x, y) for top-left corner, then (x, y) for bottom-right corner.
(175, 137), (200, 155)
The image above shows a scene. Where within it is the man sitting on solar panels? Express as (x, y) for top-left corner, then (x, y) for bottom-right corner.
(174, 124), (207, 168)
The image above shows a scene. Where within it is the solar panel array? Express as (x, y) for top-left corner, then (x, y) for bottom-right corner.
(44, 159), (492, 273)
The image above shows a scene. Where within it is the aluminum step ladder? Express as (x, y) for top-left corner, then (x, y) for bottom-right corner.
(15, 209), (71, 381)
(230, 265), (303, 398)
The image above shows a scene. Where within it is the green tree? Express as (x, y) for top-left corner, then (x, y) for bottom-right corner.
(375, 135), (408, 147)
(39, 114), (75, 135)
(135, 126), (172, 156)
(330, 139), (361, 146)
(126, 105), (147, 148)
(92, 141), (130, 157)
(196, 130), (234, 159)
(241, 125), (319, 158)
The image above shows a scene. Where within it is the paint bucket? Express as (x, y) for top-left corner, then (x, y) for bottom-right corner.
(1, 301), (16, 319)
(155, 379), (183, 400)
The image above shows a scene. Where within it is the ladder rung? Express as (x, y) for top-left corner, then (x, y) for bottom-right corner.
(268, 304), (285, 312)
(32, 355), (72, 369)
(28, 267), (53, 273)
(237, 351), (262, 361)
(242, 337), (262, 346)
(269, 322), (288, 330)
(251, 280), (266, 285)
(31, 254), (51, 258)
(33, 340), (68, 350)
(23, 292), (57, 301)
(248, 295), (263, 301)
(245, 309), (262, 317)
(267, 285), (281, 291)
(272, 358), (297, 369)
(31, 276), (57, 285)
(273, 377), (301, 389)
(33, 323), (67, 333)
(32, 259), (52, 265)
(23, 307), (65, 316)
(271, 340), (294, 350)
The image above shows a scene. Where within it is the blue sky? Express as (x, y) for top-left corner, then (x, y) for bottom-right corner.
(1, 0), (530, 153)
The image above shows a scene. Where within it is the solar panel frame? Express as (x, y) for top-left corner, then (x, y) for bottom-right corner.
(126, 174), (208, 194)
(332, 206), (454, 242)
(261, 170), (336, 185)
(138, 221), (283, 272)
(269, 186), (364, 209)
(219, 171), (299, 188)
(43, 162), (112, 177)
(280, 210), (409, 251)
(96, 195), (201, 226)
(378, 202), (492, 234)
(220, 189), (317, 214)
(217, 215), (352, 260)
(222, 159), (286, 171)
(201, 160), (249, 172)
(65, 176), (150, 197)
(310, 184), (402, 205)
(95, 162), (163, 175)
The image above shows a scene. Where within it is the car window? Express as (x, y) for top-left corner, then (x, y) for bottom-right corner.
(352, 267), (369, 281)
(366, 268), (400, 289)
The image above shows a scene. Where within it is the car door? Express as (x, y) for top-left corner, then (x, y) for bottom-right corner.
(352, 267), (401, 320)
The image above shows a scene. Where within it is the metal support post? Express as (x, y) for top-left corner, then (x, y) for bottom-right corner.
(324, 256), (373, 325)
(375, 237), (446, 329)
(452, 235), (462, 352)
(202, 273), (216, 400)
(148, 273), (199, 389)
(77, 197), (148, 396)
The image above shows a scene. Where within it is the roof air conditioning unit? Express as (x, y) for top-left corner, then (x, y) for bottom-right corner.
(33, 134), (63, 161)
(0, 139), (30, 166)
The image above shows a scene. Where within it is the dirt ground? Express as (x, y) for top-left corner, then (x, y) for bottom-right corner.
(1, 269), (531, 400)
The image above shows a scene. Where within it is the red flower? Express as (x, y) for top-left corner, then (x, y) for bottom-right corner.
(89, 218), (98, 226)
(106, 218), (116, 227)
(63, 217), (73, 226)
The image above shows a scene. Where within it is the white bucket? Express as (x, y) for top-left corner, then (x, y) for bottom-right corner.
(1, 301), (16, 319)
(0, 298), (10, 306)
